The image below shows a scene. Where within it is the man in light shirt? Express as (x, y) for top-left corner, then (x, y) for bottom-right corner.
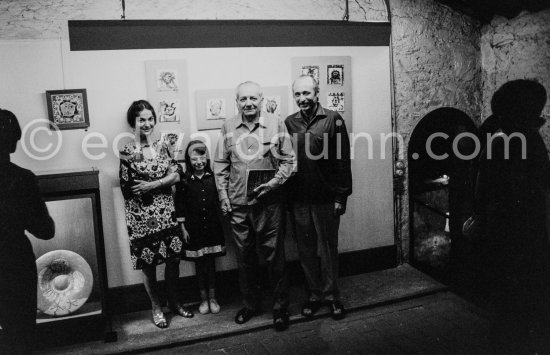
(214, 81), (295, 331)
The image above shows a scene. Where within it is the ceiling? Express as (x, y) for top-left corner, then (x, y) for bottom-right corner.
(434, 0), (550, 23)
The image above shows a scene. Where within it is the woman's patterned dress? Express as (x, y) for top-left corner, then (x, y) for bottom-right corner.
(119, 140), (183, 270)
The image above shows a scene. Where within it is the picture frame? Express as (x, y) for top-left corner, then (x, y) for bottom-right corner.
(159, 131), (185, 162)
(261, 86), (289, 119)
(46, 89), (90, 130)
(158, 100), (180, 123)
(195, 89), (235, 131)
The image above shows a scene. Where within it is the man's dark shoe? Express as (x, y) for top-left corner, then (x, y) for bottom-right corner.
(301, 300), (323, 319)
(328, 300), (345, 320)
(273, 308), (290, 331)
(235, 307), (256, 324)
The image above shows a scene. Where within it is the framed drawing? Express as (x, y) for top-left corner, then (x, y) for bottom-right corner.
(301, 65), (320, 83)
(261, 86), (289, 119)
(160, 131), (185, 162)
(156, 69), (179, 91)
(206, 98), (227, 120)
(327, 65), (344, 85)
(158, 100), (180, 122)
(46, 89), (90, 130)
(195, 89), (234, 131)
(327, 92), (345, 112)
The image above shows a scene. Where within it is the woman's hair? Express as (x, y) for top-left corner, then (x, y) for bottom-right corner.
(126, 100), (156, 128)
(184, 140), (213, 175)
(0, 109), (22, 154)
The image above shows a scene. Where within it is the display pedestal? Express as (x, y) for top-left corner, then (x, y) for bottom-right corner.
(34, 168), (115, 347)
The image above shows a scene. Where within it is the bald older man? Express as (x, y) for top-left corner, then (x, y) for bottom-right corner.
(214, 81), (295, 331)
(285, 75), (352, 320)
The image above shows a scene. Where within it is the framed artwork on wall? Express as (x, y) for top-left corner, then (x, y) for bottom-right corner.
(195, 89), (234, 131)
(46, 89), (90, 130)
(261, 86), (289, 119)
(160, 131), (185, 162)
(158, 100), (180, 122)
(291, 56), (352, 129)
(156, 69), (179, 92)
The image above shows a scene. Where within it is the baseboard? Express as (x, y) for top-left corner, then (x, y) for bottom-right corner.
(108, 244), (397, 315)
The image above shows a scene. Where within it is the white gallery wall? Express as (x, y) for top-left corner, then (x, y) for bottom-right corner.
(0, 39), (393, 287)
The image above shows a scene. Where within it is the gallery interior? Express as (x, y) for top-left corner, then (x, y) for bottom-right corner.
(1, 0), (549, 353)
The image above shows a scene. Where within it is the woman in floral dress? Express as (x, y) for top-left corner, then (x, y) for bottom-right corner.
(119, 100), (193, 328)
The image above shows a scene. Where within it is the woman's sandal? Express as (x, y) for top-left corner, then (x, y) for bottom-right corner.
(301, 300), (322, 318)
(170, 303), (194, 318)
(152, 309), (168, 328)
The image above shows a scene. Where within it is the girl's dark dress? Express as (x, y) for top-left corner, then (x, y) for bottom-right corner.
(176, 171), (225, 258)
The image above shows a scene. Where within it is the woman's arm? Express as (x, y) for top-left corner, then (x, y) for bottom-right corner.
(132, 163), (182, 195)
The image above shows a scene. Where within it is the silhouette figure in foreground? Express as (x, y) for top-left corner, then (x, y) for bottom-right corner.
(0, 109), (55, 354)
(474, 80), (550, 353)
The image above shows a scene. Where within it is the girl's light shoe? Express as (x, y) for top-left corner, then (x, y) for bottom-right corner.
(199, 300), (210, 314)
(209, 298), (220, 314)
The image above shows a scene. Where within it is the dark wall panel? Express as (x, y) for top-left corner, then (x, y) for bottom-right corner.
(69, 20), (390, 51)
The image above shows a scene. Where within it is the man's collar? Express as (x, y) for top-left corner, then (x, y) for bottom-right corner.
(235, 113), (267, 129)
(294, 104), (326, 120)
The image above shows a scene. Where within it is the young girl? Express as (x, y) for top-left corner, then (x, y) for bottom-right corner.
(176, 140), (226, 314)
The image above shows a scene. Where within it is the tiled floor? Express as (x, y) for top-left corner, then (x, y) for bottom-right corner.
(36, 264), (491, 354)
(141, 291), (490, 355)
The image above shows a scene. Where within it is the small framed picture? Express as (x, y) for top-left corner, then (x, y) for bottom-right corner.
(160, 131), (185, 161)
(301, 65), (320, 84)
(156, 69), (179, 91)
(195, 89), (234, 131)
(262, 95), (282, 117)
(46, 89), (90, 130)
(206, 98), (227, 120)
(261, 86), (289, 119)
(327, 92), (345, 112)
(327, 65), (344, 85)
(158, 100), (180, 122)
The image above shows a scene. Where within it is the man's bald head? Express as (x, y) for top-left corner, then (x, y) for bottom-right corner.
(236, 81), (264, 120)
(235, 81), (263, 99)
(292, 75), (319, 94)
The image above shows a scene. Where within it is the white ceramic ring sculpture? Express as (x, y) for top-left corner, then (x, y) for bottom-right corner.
(36, 250), (93, 316)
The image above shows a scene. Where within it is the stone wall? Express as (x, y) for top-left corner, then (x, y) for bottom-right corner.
(481, 9), (550, 144)
(389, 0), (482, 260)
(0, 0), (387, 39)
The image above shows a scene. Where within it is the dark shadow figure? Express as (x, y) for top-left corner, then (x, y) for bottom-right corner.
(474, 80), (550, 353)
(0, 109), (55, 354)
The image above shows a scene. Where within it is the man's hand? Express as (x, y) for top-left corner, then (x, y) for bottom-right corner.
(334, 202), (346, 216)
(180, 224), (190, 243)
(253, 183), (273, 199)
(220, 198), (232, 215)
